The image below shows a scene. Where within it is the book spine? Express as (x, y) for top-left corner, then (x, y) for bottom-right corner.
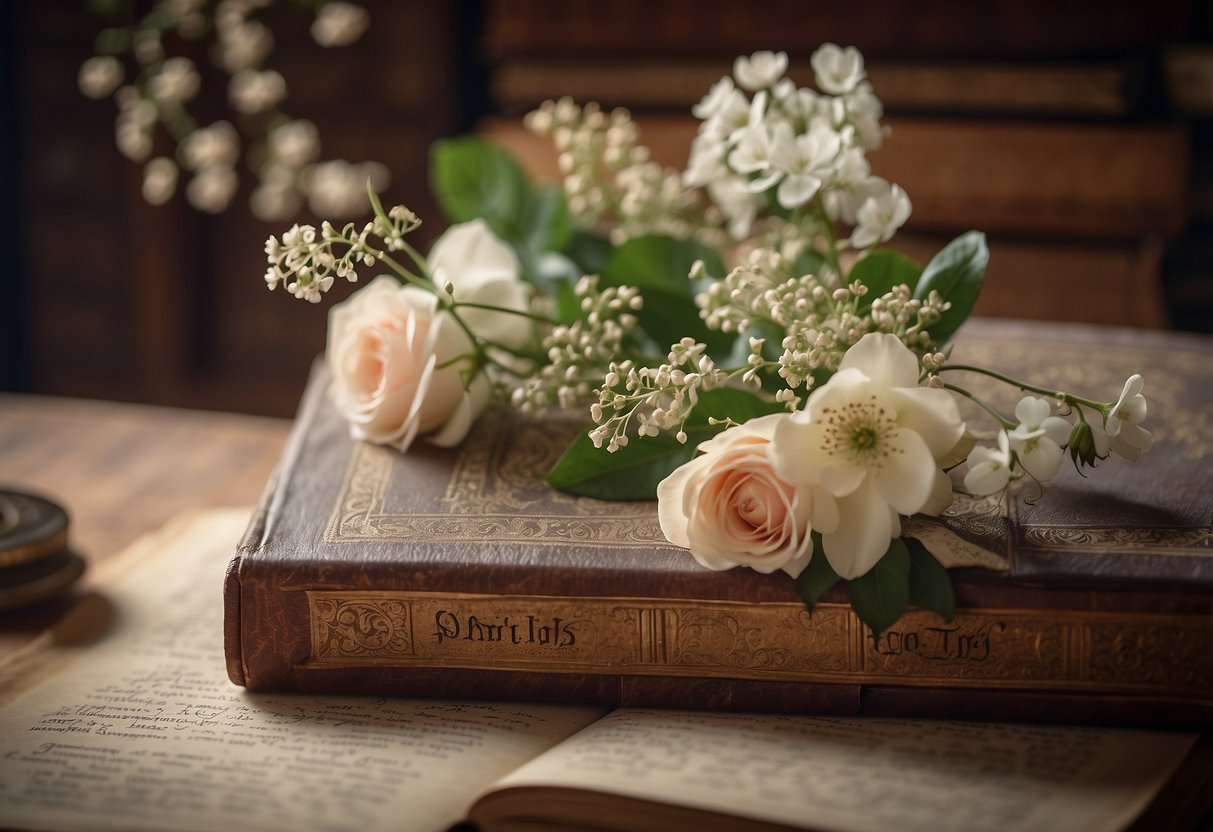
(223, 361), (332, 686)
(235, 585), (1213, 726)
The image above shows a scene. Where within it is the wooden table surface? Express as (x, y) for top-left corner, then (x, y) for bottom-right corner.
(0, 394), (291, 659)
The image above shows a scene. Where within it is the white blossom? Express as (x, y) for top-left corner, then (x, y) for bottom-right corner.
(692, 76), (738, 120)
(186, 165), (239, 213)
(1104, 375), (1154, 460)
(772, 333), (964, 578)
(115, 119), (152, 161)
(182, 121), (240, 170)
(1007, 396), (1071, 483)
(216, 20), (273, 73)
(269, 120), (321, 167)
(142, 157), (179, 205)
(78, 57), (124, 99)
(769, 122), (841, 209)
(811, 43), (866, 95)
(964, 432), (1013, 496)
(311, 2), (370, 47)
(708, 175), (764, 240)
(228, 69), (286, 113)
(733, 50), (789, 92)
(850, 182), (912, 248)
(148, 57), (200, 103)
(300, 159), (390, 217)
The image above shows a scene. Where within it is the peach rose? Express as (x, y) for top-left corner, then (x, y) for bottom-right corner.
(327, 276), (489, 451)
(657, 413), (834, 578)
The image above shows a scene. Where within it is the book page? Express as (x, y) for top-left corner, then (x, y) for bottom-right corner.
(0, 510), (607, 832)
(489, 708), (1198, 832)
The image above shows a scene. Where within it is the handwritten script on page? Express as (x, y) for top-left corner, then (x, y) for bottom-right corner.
(491, 708), (1197, 832)
(0, 510), (606, 832)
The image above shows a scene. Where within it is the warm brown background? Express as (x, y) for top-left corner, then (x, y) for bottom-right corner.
(5, 0), (1212, 418)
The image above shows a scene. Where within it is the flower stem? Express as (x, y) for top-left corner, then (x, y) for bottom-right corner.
(394, 238), (430, 279)
(449, 300), (560, 326)
(937, 364), (1107, 411)
(940, 382), (1015, 430)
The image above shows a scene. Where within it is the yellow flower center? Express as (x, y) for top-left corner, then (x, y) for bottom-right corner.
(821, 395), (898, 470)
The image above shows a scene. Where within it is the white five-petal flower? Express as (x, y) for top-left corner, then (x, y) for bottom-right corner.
(811, 43), (866, 95)
(1007, 396), (1072, 483)
(1104, 374), (1154, 460)
(849, 182), (912, 249)
(964, 431), (1013, 496)
(769, 122), (842, 209)
(733, 51), (789, 92)
(772, 333), (964, 579)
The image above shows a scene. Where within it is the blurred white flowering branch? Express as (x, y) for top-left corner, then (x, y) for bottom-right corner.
(78, 0), (386, 219)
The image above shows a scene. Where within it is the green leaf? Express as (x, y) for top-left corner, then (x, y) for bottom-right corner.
(600, 235), (726, 297)
(514, 246), (582, 294)
(692, 387), (785, 424)
(789, 248), (826, 280)
(849, 250), (923, 311)
(515, 186), (572, 254)
(553, 279), (582, 325)
(792, 535), (840, 610)
(600, 235), (730, 355)
(545, 388), (782, 500)
(844, 539), (911, 639)
(430, 138), (529, 231)
(545, 431), (695, 500)
(633, 287), (735, 358)
(905, 538), (956, 621)
(912, 231), (989, 344)
(564, 230), (613, 276)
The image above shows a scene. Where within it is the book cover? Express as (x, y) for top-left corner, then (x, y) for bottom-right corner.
(224, 320), (1213, 726)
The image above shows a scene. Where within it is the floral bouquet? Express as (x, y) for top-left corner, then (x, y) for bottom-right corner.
(263, 46), (1153, 637)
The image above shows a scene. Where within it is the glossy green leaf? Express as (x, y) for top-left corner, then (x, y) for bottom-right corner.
(515, 186), (572, 254)
(564, 229), (613, 276)
(430, 138), (529, 231)
(792, 536), (839, 610)
(789, 248), (826, 280)
(912, 231), (988, 344)
(849, 250), (923, 311)
(844, 538), (911, 639)
(545, 388), (782, 500)
(598, 235), (730, 355)
(633, 287), (735, 357)
(905, 537), (956, 621)
(545, 431), (696, 500)
(600, 235), (726, 297)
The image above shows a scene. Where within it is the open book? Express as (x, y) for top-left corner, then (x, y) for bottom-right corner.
(0, 510), (1206, 832)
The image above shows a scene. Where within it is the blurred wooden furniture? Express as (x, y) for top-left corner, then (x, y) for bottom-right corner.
(0, 394), (290, 660)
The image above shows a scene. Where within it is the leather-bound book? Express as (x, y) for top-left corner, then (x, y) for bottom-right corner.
(224, 320), (1213, 726)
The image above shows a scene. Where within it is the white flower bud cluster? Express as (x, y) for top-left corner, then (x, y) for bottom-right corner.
(698, 248), (949, 394)
(525, 98), (722, 246)
(589, 338), (729, 453)
(510, 277), (643, 416)
(263, 202), (418, 303)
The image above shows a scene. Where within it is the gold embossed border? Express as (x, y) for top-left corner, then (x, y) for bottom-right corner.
(1020, 525), (1213, 557)
(324, 416), (668, 547)
(305, 590), (1213, 702)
